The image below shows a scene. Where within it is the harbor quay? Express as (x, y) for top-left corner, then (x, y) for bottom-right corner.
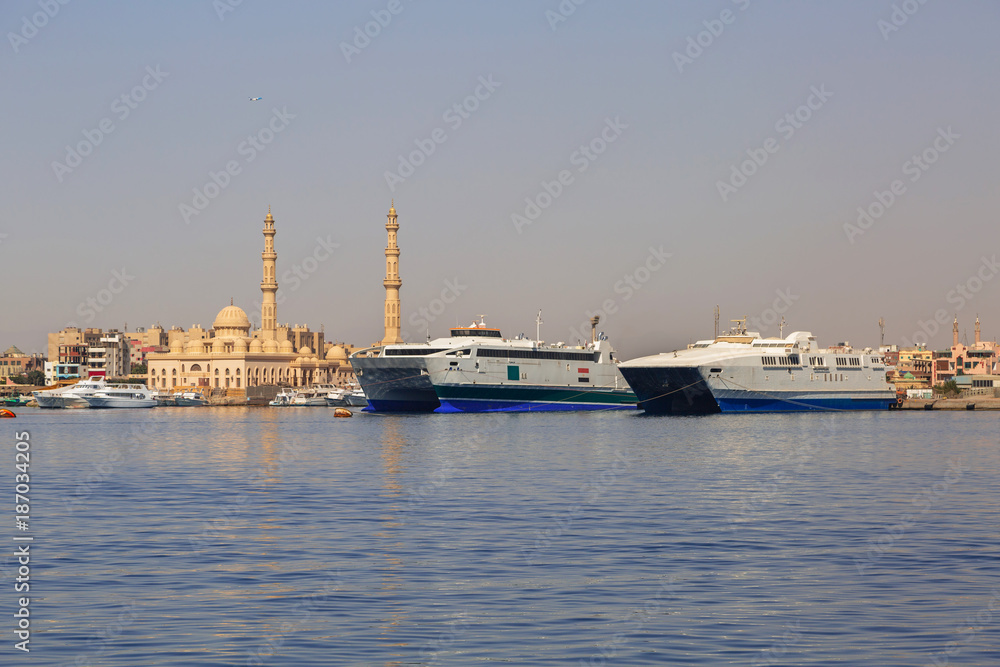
(3, 203), (1000, 412)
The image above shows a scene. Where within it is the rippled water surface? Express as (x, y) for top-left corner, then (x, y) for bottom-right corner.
(4, 408), (999, 665)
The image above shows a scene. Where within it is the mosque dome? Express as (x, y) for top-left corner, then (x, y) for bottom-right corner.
(279, 340), (294, 353)
(326, 345), (348, 361)
(234, 338), (249, 352)
(185, 339), (204, 354)
(212, 338), (226, 352)
(249, 339), (263, 353)
(212, 304), (251, 333)
(263, 339), (279, 353)
(298, 346), (313, 356)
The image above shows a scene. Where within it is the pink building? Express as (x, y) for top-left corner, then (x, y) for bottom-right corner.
(931, 317), (999, 385)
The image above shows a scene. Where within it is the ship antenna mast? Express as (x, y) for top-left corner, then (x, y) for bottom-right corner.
(879, 317), (885, 347)
(779, 316), (786, 338)
(714, 305), (719, 339)
(536, 309), (543, 341)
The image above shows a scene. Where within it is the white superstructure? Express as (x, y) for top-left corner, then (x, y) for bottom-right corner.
(619, 321), (895, 414)
(33, 378), (107, 409)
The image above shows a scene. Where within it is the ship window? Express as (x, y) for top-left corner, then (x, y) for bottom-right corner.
(450, 329), (502, 338)
(385, 348), (448, 356)
(578, 377), (590, 383)
(710, 368), (722, 373)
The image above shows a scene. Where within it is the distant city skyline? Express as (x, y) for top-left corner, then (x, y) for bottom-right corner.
(4, 1), (1000, 360)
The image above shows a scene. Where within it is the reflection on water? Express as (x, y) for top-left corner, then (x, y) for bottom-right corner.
(13, 408), (1000, 665)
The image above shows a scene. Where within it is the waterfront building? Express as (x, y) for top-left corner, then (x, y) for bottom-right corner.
(0, 346), (42, 380)
(86, 332), (131, 379)
(47, 327), (104, 365)
(931, 316), (1000, 385)
(145, 209), (354, 393)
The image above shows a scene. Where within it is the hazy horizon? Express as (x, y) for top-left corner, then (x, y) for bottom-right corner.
(4, 1), (999, 361)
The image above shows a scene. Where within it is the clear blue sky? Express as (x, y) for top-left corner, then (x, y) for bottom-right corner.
(3, 1), (999, 357)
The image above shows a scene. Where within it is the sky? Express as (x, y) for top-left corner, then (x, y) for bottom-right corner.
(3, 0), (1000, 360)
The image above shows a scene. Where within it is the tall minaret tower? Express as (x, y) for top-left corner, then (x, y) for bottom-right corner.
(953, 316), (959, 347)
(975, 315), (981, 344)
(382, 201), (402, 344)
(261, 206), (278, 341)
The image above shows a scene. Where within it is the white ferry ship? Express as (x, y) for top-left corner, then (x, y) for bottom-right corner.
(349, 320), (513, 412)
(619, 320), (895, 414)
(423, 317), (635, 412)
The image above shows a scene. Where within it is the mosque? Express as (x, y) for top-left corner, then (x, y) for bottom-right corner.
(145, 208), (355, 393)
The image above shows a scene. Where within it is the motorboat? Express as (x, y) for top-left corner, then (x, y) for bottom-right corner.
(83, 384), (158, 409)
(33, 378), (107, 409)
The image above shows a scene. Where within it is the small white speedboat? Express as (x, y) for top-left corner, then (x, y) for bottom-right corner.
(325, 387), (348, 407)
(269, 389), (295, 406)
(290, 388), (328, 406)
(175, 391), (209, 406)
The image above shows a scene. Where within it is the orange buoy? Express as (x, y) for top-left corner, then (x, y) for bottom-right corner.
(0, 409), (16, 418)
(333, 407), (352, 418)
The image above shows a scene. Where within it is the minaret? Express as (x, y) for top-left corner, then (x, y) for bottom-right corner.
(382, 201), (402, 344)
(953, 317), (959, 347)
(261, 206), (278, 341)
(975, 315), (981, 344)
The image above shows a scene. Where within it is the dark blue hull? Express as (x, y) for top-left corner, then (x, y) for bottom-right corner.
(436, 399), (636, 413)
(716, 396), (894, 412)
(620, 365), (894, 414)
(618, 365), (720, 414)
(349, 357), (439, 412)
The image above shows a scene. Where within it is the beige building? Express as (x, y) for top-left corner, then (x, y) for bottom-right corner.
(146, 209), (354, 392)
